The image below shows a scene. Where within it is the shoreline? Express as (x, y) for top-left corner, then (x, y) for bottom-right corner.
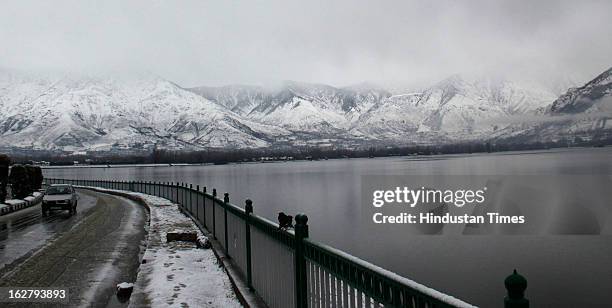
(38, 146), (609, 170)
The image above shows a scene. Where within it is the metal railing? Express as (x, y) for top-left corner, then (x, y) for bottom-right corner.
(46, 178), (477, 308)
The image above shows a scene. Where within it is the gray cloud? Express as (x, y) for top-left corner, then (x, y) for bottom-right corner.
(0, 0), (610, 87)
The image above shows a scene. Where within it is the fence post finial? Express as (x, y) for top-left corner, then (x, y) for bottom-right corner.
(245, 199), (253, 214)
(505, 269), (529, 308)
(295, 213), (309, 237)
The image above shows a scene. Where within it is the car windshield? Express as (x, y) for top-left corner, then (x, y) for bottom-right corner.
(46, 186), (72, 195)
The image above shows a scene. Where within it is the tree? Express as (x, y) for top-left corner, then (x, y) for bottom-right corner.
(25, 165), (43, 192)
(8, 164), (30, 199)
(34, 166), (44, 190)
(0, 154), (10, 203)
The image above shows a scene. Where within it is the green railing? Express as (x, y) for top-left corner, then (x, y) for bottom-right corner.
(45, 178), (477, 308)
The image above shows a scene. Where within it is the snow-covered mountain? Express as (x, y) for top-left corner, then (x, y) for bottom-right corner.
(0, 72), (289, 151)
(190, 77), (557, 143)
(353, 75), (556, 141)
(1, 68), (602, 152)
(549, 67), (612, 115)
(491, 67), (612, 143)
(190, 81), (391, 136)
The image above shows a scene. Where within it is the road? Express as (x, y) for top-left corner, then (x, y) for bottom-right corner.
(0, 189), (147, 307)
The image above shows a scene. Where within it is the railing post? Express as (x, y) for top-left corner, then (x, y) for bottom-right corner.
(181, 182), (184, 202)
(223, 192), (230, 258)
(203, 186), (207, 227)
(294, 213), (309, 308)
(505, 269), (529, 308)
(245, 199), (253, 290)
(212, 189), (217, 239)
(175, 182), (179, 204)
(182, 183), (186, 207)
(189, 184), (193, 213)
(196, 185), (200, 220)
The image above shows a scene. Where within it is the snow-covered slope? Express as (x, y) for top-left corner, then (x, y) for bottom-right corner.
(549, 67), (612, 115)
(352, 75), (556, 141)
(190, 78), (557, 143)
(189, 81), (393, 139)
(0, 72), (289, 151)
(188, 85), (269, 116)
(492, 67), (612, 143)
(0, 69), (594, 152)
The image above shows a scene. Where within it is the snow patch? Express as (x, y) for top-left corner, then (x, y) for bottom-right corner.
(80, 187), (242, 308)
(4, 199), (25, 205)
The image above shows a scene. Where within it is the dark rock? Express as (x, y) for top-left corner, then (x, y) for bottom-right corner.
(197, 237), (211, 249)
(166, 231), (198, 243)
(116, 282), (134, 302)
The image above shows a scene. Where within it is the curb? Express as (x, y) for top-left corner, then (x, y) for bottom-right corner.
(0, 194), (44, 216)
(75, 186), (152, 214)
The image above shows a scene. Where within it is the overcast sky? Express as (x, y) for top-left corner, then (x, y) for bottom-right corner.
(1, 0), (610, 88)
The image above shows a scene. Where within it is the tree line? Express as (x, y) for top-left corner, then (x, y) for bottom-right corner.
(0, 153), (43, 203)
(5, 135), (610, 166)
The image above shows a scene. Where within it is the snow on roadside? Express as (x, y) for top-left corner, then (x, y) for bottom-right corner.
(3, 192), (41, 205)
(4, 199), (25, 205)
(80, 187), (242, 308)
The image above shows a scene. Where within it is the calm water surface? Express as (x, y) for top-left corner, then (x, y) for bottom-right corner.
(44, 147), (612, 307)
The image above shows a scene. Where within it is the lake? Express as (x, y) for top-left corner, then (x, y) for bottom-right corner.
(44, 147), (612, 307)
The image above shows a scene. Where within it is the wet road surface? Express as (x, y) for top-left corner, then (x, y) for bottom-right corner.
(0, 191), (99, 271)
(0, 189), (147, 307)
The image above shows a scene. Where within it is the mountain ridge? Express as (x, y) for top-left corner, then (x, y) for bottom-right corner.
(1, 69), (609, 152)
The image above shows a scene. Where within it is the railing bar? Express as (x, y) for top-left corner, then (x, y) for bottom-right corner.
(308, 263), (313, 308)
(320, 266), (327, 308)
(336, 275), (342, 308)
(269, 234), (273, 308)
(342, 279), (349, 308)
(327, 269), (333, 308)
(341, 276), (346, 308)
(314, 263), (320, 308)
(348, 284), (354, 308)
(331, 274), (337, 308)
